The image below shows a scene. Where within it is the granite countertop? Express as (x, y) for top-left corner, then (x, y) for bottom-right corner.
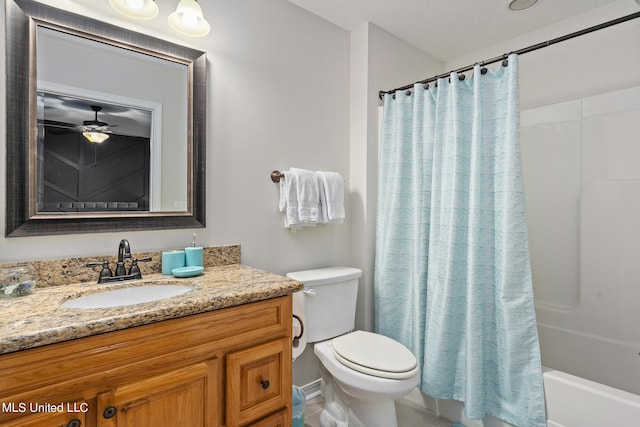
(0, 264), (302, 355)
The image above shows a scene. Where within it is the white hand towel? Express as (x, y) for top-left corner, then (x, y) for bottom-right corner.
(317, 171), (345, 223)
(278, 168), (320, 229)
(291, 168), (319, 224)
(316, 172), (329, 224)
(279, 168), (301, 228)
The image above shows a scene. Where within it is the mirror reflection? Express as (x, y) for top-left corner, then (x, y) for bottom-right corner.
(36, 25), (188, 214)
(38, 92), (154, 212)
(5, 0), (207, 237)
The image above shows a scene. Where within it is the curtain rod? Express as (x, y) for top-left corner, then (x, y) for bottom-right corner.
(378, 11), (640, 100)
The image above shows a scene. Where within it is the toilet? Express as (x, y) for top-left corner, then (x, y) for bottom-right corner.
(288, 267), (420, 427)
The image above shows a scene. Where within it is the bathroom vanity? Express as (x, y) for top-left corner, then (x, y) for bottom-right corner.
(0, 263), (302, 427)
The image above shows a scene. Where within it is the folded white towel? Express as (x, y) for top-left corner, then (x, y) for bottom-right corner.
(279, 168), (320, 229)
(278, 168), (344, 230)
(316, 172), (329, 224)
(279, 168), (300, 228)
(316, 171), (345, 223)
(291, 168), (319, 224)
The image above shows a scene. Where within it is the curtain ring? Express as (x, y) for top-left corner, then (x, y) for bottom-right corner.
(458, 74), (466, 81)
(480, 67), (488, 75)
(423, 83), (429, 90)
(405, 90), (412, 96)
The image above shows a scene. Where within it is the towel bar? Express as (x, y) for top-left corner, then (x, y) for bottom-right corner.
(271, 170), (285, 183)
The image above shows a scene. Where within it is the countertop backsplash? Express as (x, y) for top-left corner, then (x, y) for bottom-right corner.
(0, 245), (241, 288)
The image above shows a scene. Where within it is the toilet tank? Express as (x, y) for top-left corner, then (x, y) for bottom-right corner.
(288, 267), (362, 343)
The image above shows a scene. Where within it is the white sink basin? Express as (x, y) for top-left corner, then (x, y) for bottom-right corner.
(61, 285), (192, 309)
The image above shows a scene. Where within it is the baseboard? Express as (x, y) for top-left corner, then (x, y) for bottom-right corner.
(299, 378), (322, 400)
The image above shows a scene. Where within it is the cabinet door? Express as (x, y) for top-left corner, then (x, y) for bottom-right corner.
(0, 403), (86, 427)
(97, 361), (218, 427)
(226, 338), (291, 427)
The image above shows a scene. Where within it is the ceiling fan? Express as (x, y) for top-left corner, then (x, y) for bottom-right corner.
(81, 105), (112, 143)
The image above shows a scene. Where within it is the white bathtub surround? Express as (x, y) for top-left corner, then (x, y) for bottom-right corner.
(521, 85), (640, 396)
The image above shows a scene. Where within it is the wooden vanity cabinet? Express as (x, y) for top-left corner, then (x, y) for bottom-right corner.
(96, 361), (216, 427)
(226, 338), (290, 426)
(0, 296), (293, 427)
(0, 404), (86, 427)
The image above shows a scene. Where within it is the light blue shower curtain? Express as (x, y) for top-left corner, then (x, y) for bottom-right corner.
(374, 55), (546, 427)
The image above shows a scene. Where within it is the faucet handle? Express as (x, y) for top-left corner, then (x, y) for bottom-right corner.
(86, 261), (113, 283)
(127, 257), (152, 279)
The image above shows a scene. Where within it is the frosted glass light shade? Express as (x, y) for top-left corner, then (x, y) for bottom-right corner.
(83, 132), (110, 143)
(507, 0), (539, 11)
(109, 0), (159, 20)
(168, 0), (211, 37)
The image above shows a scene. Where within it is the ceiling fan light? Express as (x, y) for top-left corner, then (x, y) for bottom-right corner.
(168, 0), (211, 37)
(109, 0), (159, 20)
(83, 131), (110, 143)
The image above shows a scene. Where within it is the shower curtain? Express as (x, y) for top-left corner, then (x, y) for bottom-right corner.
(374, 55), (546, 427)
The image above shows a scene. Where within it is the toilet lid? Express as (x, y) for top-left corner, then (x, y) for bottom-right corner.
(331, 331), (418, 380)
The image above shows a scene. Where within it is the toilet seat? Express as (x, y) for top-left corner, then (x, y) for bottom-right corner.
(331, 331), (419, 380)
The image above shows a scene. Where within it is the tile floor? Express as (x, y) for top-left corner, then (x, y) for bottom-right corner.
(303, 395), (454, 427)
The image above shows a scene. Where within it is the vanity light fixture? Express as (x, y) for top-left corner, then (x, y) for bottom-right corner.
(168, 0), (211, 37)
(109, 0), (159, 20)
(508, 0), (539, 12)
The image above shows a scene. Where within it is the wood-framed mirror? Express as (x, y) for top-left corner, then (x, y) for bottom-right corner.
(5, 0), (206, 237)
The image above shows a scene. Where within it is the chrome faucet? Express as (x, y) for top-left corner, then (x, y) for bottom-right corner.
(86, 239), (152, 283)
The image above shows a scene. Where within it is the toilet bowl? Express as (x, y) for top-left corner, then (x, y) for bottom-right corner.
(314, 331), (419, 427)
(288, 267), (420, 427)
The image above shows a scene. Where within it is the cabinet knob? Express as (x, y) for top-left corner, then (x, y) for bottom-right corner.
(103, 406), (117, 419)
(260, 379), (270, 390)
(66, 419), (82, 427)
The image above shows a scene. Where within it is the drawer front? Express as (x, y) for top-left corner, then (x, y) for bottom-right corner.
(226, 338), (291, 426)
(247, 409), (289, 427)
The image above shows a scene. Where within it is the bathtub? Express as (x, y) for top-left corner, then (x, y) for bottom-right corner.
(543, 368), (640, 427)
(403, 367), (640, 427)
(519, 86), (640, 425)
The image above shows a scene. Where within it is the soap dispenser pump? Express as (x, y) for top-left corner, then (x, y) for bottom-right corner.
(185, 233), (203, 267)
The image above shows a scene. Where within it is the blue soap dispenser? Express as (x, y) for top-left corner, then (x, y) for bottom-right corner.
(185, 233), (203, 267)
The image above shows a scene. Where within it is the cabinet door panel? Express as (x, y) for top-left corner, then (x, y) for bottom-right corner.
(97, 361), (216, 427)
(226, 338), (290, 426)
(0, 403), (86, 427)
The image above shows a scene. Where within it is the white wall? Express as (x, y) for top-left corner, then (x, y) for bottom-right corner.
(444, 0), (640, 110)
(0, 0), (352, 276)
(291, 22), (441, 388)
(349, 22), (442, 333)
